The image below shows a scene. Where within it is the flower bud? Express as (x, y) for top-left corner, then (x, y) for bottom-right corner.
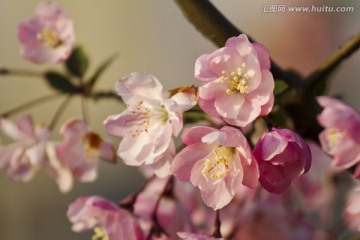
(253, 128), (311, 194)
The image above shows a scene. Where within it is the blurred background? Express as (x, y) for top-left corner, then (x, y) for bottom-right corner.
(0, 0), (359, 239)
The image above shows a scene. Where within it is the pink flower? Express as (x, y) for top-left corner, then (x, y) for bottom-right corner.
(195, 34), (274, 127)
(171, 126), (259, 210)
(317, 97), (360, 177)
(177, 232), (224, 240)
(67, 196), (143, 240)
(253, 128), (311, 194)
(0, 115), (73, 192)
(104, 73), (196, 177)
(0, 115), (49, 181)
(56, 119), (116, 182)
(18, 2), (75, 64)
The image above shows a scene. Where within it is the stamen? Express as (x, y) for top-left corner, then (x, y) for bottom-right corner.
(37, 28), (62, 48)
(126, 102), (169, 137)
(92, 227), (109, 240)
(327, 128), (343, 146)
(220, 63), (252, 95)
(202, 146), (233, 180)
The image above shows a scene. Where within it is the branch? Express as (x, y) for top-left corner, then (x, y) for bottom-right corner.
(48, 94), (73, 130)
(0, 93), (61, 118)
(0, 68), (43, 78)
(173, 0), (302, 88)
(211, 210), (222, 238)
(306, 33), (360, 89)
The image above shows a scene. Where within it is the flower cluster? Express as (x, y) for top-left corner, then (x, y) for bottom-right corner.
(9, 1), (360, 239)
(0, 116), (115, 192)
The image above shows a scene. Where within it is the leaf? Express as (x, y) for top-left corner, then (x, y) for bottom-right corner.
(87, 53), (118, 89)
(45, 71), (78, 93)
(274, 79), (288, 96)
(65, 46), (89, 78)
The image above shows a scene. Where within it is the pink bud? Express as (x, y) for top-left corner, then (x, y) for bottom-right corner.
(253, 128), (311, 194)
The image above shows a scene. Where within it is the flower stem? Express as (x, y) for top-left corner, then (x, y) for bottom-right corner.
(81, 97), (90, 125)
(48, 94), (73, 131)
(119, 175), (156, 211)
(0, 68), (43, 78)
(146, 176), (174, 240)
(0, 93), (62, 118)
(263, 117), (275, 130)
(212, 210), (222, 238)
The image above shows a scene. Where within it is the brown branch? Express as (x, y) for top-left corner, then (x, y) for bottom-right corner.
(48, 94), (73, 131)
(0, 68), (44, 78)
(173, 0), (302, 88)
(211, 210), (222, 238)
(0, 93), (62, 118)
(306, 32), (360, 89)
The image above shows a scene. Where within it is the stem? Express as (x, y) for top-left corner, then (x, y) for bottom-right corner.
(212, 210), (222, 238)
(0, 93), (61, 118)
(173, 0), (302, 88)
(263, 117), (274, 130)
(306, 33), (360, 89)
(146, 176), (174, 239)
(0, 68), (43, 78)
(81, 97), (90, 124)
(119, 175), (156, 211)
(48, 95), (73, 131)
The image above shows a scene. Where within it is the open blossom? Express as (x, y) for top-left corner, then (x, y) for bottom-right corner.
(253, 128), (311, 194)
(104, 73), (197, 177)
(56, 119), (116, 182)
(317, 96), (360, 177)
(0, 115), (50, 181)
(195, 34), (274, 127)
(67, 196), (143, 240)
(0, 115), (76, 193)
(171, 126), (259, 210)
(18, 2), (75, 64)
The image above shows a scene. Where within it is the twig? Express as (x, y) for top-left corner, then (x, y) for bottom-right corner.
(0, 68), (44, 78)
(81, 97), (90, 125)
(146, 176), (174, 240)
(0, 93), (62, 118)
(212, 210), (222, 238)
(306, 33), (360, 89)
(173, 0), (302, 88)
(48, 94), (73, 130)
(119, 175), (156, 211)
